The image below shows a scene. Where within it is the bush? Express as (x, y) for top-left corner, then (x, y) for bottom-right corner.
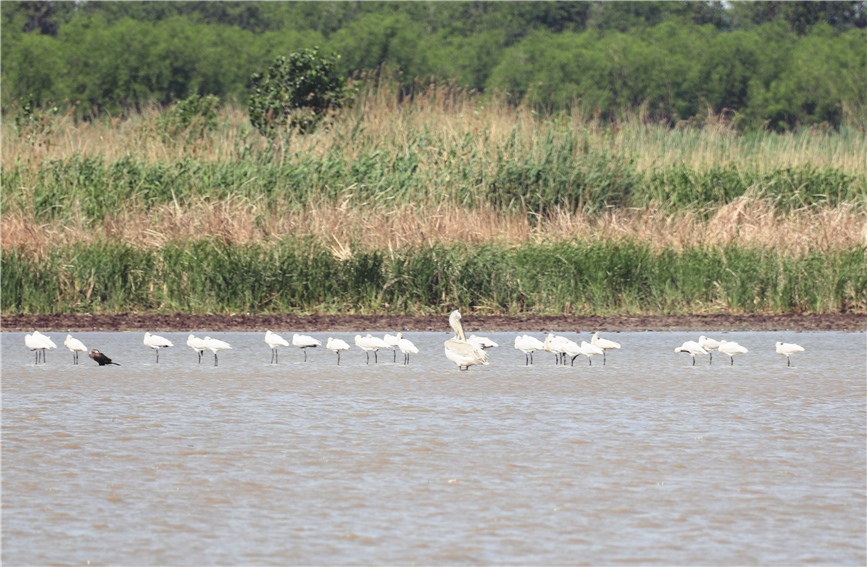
(158, 94), (219, 142)
(248, 47), (350, 137)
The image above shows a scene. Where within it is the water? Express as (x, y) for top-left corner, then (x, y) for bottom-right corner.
(3, 330), (865, 565)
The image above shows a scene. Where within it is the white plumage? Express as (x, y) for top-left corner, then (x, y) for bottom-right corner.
(143, 332), (174, 363)
(292, 333), (322, 362)
(64, 334), (88, 365)
(698, 335), (721, 364)
(25, 332), (55, 364)
(265, 330), (290, 364)
(514, 334), (545, 365)
(444, 311), (488, 370)
(355, 334), (390, 364)
(718, 340), (748, 365)
(675, 340), (708, 366)
(775, 341), (805, 367)
(383, 333), (401, 362)
(580, 340), (605, 366)
(187, 334), (208, 364)
(326, 337), (351, 365)
(468, 335), (499, 350)
(203, 336), (232, 366)
(591, 332), (621, 365)
(397, 335), (419, 365)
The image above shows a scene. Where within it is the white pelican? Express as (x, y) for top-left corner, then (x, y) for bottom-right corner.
(775, 341), (805, 367)
(265, 330), (290, 364)
(718, 340), (748, 365)
(143, 332), (174, 363)
(25, 333), (53, 364)
(355, 334), (390, 364)
(64, 334), (87, 365)
(383, 333), (401, 362)
(187, 334), (208, 364)
(698, 336), (721, 364)
(444, 310), (488, 370)
(591, 332), (621, 365)
(203, 336), (232, 366)
(292, 333), (322, 362)
(397, 335), (419, 365)
(580, 340), (605, 366)
(514, 335), (545, 365)
(326, 337), (351, 365)
(468, 335), (499, 350)
(675, 340), (708, 366)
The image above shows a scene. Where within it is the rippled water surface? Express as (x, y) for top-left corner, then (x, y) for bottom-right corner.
(3, 330), (865, 565)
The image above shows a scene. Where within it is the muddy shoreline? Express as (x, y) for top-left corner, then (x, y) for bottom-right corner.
(2, 312), (864, 333)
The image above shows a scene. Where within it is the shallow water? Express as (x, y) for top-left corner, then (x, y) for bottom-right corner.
(3, 330), (865, 565)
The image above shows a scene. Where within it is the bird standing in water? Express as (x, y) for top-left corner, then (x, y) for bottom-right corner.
(89, 349), (121, 366)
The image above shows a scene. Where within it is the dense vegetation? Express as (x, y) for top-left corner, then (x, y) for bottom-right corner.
(2, 1), (865, 130)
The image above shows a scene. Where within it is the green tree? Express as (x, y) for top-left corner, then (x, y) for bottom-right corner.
(248, 48), (350, 137)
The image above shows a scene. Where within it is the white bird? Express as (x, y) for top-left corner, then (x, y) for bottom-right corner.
(64, 334), (87, 365)
(580, 340), (605, 366)
(444, 310), (488, 370)
(775, 341), (805, 367)
(265, 330), (290, 364)
(698, 335), (721, 364)
(544, 333), (578, 365)
(355, 334), (390, 364)
(718, 340), (748, 365)
(326, 337), (351, 365)
(591, 332), (621, 365)
(143, 332), (174, 363)
(675, 340), (708, 366)
(187, 334), (208, 364)
(292, 333), (322, 362)
(203, 336), (232, 366)
(382, 332), (403, 362)
(397, 335), (419, 365)
(514, 334), (545, 365)
(25, 332), (54, 364)
(468, 335), (499, 350)
(33, 330), (57, 349)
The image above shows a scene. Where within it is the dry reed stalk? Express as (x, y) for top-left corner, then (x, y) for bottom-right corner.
(4, 201), (864, 260)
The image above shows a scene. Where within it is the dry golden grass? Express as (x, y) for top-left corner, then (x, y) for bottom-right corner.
(4, 199), (864, 261)
(3, 81), (865, 175)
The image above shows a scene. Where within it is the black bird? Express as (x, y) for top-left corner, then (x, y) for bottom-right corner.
(89, 349), (121, 366)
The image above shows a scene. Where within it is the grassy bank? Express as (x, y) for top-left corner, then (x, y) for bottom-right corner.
(2, 86), (865, 317)
(3, 240), (865, 316)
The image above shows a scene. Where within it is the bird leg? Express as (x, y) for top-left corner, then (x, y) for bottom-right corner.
(374, 351), (378, 363)
(214, 353), (219, 367)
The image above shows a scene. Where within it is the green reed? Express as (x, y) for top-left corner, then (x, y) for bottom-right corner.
(4, 240), (865, 315)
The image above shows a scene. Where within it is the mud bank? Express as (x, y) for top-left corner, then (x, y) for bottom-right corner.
(2, 312), (864, 333)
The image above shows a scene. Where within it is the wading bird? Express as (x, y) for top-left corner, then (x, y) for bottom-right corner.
(64, 334), (88, 365)
(326, 337), (351, 365)
(383, 333), (401, 362)
(355, 334), (390, 364)
(444, 310), (488, 370)
(292, 333), (322, 362)
(265, 330), (290, 364)
(675, 341), (708, 366)
(591, 332), (621, 365)
(775, 341), (805, 367)
(89, 349), (120, 366)
(698, 336), (721, 365)
(203, 337), (232, 366)
(718, 340), (748, 365)
(143, 332), (173, 363)
(25, 333), (54, 364)
(514, 335), (545, 365)
(580, 340), (605, 366)
(468, 335), (499, 350)
(397, 335), (419, 365)
(545, 333), (579, 365)
(187, 334), (208, 363)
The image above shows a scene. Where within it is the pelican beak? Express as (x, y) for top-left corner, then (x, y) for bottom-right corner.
(455, 316), (467, 342)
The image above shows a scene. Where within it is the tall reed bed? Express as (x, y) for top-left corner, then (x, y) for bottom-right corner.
(3, 240), (865, 316)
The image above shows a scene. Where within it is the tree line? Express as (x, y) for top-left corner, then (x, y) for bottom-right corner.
(2, 1), (865, 129)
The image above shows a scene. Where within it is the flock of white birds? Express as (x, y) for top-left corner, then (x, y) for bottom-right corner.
(23, 310), (806, 368)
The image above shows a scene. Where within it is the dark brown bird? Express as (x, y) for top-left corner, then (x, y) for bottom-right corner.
(89, 349), (120, 366)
